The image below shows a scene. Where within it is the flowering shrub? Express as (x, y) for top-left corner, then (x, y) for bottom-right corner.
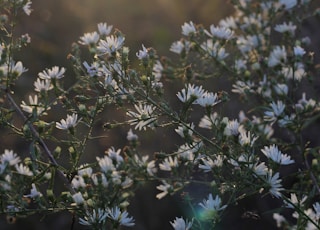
(1, 0), (320, 229)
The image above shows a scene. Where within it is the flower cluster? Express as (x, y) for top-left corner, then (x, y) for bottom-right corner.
(0, 0), (320, 229)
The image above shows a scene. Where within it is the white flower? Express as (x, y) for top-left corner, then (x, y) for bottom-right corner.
(198, 194), (227, 215)
(79, 208), (108, 226)
(199, 112), (219, 129)
(219, 16), (237, 29)
(97, 22), (113, 36)
(205, 25), (234, 39)
(268, 46), (287, 67)
(293, 45), (306, 57)
(175, 123), (194, 138)
(231, 80), (255, 95)
(72, 192), (85, 205)
(38, 66), (66, 80)
(196, 92), (220, 107)
(79, 32), (99, 45)
(273, 83), (288, 96)
(170, 217), (193, 230)
(224, 119), (239, 136)
(97, 35), (125, 55)
(201, 39), (229, 60)
(156, 180), (172, 199)
(34, 78), (52, 92)
(15, 164), (33, 176)
(126, 103), (157, 130)
(295, 92), (316, 111)
(11, 61), (28, 76)
(1, 149), (20, 166)
(177, 84), (205, 103)
(77, 164), (93, 177)
(91, 173), (108, 187)
(274, 22), (296, 35)
(199, 156), (223, 172)
(23, 1), (32, 16)
(284, 193), (307, 209)
(273, 213), (286, 228)
(264, 101), (286, 123)
(106, 147), (123, 164)
(136, 44), (149, 59)
(25, 183), (42, 198)
(134, 155), (157, 176)
(127, 129), (138, 141)
(71, 176), (86, 189)
(282, 62), (306, 81)
(159, 156), (179, 171)
(152, 60), (163, 81)
(254, 162), (268, 176)
(56, 113), (80, 130)
(238, 129), (258, 147)
(96, 156), (115, 173)
(265, 170), (283, 198)
(107, 207), (135, 227)
(181, 21), (196, 36)
(170, 40), (185, 54)
(261, 144), (294, 165)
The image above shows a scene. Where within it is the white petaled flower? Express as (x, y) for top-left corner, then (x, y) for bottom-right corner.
(79, 208), (108, 226)
(134, 155), (157, 176)
(224, 119), (240, 136)
(205, 25), (234, 39)
(261, 144), (294, 165)
(295, 92), (316, 111)
(10, 61), (28, 77)
(265, 170), (283, 198)
(72, 192), (85, 205)
(231, 80), (255, 95)
(273, 83), (288, 96)
(264, 100), (286, 123)
(127, 129), (138, 141)
(199, 156), (224, 172)
(201, 39), (229, 60)
(170, 40), (185, 54)
(238, 129), (258, 147)
(253, 162), (268, 176)
(21, 95), (47, 115)
(96, 156), (115, 173)
(1, 149), (21, 166)
(274, 22), (296, 35)
(199, 112), (219, 129)
(219, 16), (237, 29)
(79, 32), (99, 45)
(23, 1), (32, 15)
(284, 193), (307, 209)
(268, 46), (287, 67)
(56, 113), (80, 130)
(136, 44), (149, 59)
(273, 213), (286, 228)
(106, 147), (123, 164)
(38, 66), (66, 80)
(177, 84), (205, 103)
(15, 164), (33, 176)
(97, 35), (125, 55)
(156, 180), (172, 199)
(175, 123), (194, 138)
(34, 78), (52, 92)
(91, 173), (108, 187)
(152, 60), (163, 81)
(71, 176), (86, 189)
(199, 193), (227, 214)
(181, 21), (196, 36)
(126, 103), (157, 130)
(97, 22), (113, 36)
(282, 62), (305, 81)
(159, 156), (179, 171)
(77, 164), (93, 177)
(293, 45), (306, 57)
(107, 207), (135, 227)
(170, 217), (193, 230)
(196, 92), (220, 107)
(25, 183), (42, 198)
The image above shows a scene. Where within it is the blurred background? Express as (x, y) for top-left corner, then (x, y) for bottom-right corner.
(1, 0), (320, 229)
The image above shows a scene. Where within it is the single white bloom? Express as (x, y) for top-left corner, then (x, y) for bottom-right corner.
(199, 156), (223, 172)
(265, 170), (283, 198)
(219, 16), (237, 29)
(34, 78), (52, 92)
(273, 213), (286, 228)
(284, 193), (307, 209)
(274, 22), (296, 35)
(97, 35), (125, 55)
(77, 164), (93, 177)
(96, 156), (115, 173)
(1, 149), (21, 166)
(181, 21), (196, 36)
(159, 156), (179, 171)
(199, 112), (219, 129)
(268, 46), (287, 67)
(79, 32), (99, 45)
(170, 217), (193, 230)
(97, 22), (113, 36)
(224, 119), (240, 136)
(71, 176), (86, 189)
(156, 180), (172, 199)
(196, 92), (220, 107)
(126, 103), (157, 130)
(25, 183), (42, 198)
(72, 192), (85, 205)
(199, 193), (227, 213)
(15, 164), (33, 176)
(278, 0), (298, 10)
(254, 162), (268, 176)
(106, 147), (123, 164)
(56, 113), (80, 130)
(261, 144), (294, 165)
(170, 40), (185, 54)
(107, 207), (135, 227)
(38, 66), (66, 80)
(23, 1), (32, 15)
(79, 208), (108, 226)
(201, 39), (229, 60)
(293, 45), (306, 56)
(152, 60), (163, 81)
(177, 84), (205, 103)
(205, 25), (234, 39)
(175, 123), (194, 138)
(136, 44), (149, 59)
(127, 129), (138, 141)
